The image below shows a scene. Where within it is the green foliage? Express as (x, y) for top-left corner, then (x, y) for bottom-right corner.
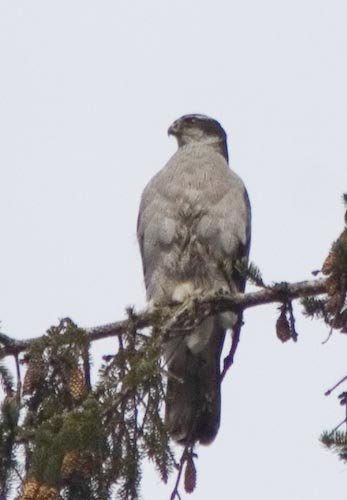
(320, 431), (347, 462)
(0, 317), (175, 500)
(316, 198), (347, 470)
(0, 395), (20, 497)
(302, 225), (347, 332)
(96, 323), (174, 499)
(0, 360), (14, 396)
(301, 296), (328, 320)
(218, 258), (265, 290)
(243, 261), (265, 287)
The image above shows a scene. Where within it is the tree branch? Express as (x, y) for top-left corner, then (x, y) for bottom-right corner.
(0, 277), (327, 358)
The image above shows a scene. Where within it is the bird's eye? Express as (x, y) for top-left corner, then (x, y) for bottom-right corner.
(187, 117), (196, 125)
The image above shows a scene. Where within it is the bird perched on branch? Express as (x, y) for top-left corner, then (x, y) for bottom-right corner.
(137, 114), (251, 445)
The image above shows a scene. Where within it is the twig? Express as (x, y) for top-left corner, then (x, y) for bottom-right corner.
(14, 354), (21, 399)
(170, 446), (189, 500)
(322, 297), (346, 345)
(325, 375), (347, 396)
(12, 465), (23, 483)
(330, 418), (347, 434)
(287, 301), (299, 342)
(322, 326), (334, 345)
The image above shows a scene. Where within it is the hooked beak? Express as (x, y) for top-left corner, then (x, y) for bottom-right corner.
(168, 120), (179, 136)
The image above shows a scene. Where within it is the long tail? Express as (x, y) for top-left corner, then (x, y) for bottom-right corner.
(164, 320), (225, 445)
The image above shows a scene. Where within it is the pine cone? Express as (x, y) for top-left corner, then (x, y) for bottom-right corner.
(36, 485), (58, 500)
(23, 358), (45, 396)
(69, 368), (86, 400)
(330, 313), (344, 329)
(20, 478), (40, 500)
(326, 276), (340, 297)
(184, 455), (196, 494)
(326, 291), (344, 313)
(61, 451), (94, 480)
(78, 453), (94, 477)
(61, 451), (80, 479)
(322, 250), (337, 275)
(276, 310), (291, 342)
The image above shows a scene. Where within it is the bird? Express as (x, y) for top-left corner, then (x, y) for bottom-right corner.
(137, 114), (251, 445)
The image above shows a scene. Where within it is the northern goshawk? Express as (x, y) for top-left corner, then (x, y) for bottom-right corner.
(137, 114), (251, 445)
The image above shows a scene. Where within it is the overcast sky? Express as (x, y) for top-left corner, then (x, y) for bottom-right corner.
(1, 1), (347, 499)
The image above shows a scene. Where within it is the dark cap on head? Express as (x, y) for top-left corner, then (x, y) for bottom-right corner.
(168, 114), (228, 161)
(168, 114), (226, 138)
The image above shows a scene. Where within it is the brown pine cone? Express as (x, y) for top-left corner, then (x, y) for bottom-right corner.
(322, 250), (337, 275)
(61, 451), (80, 480)
(276, 310), (292, 343)
(69, 368), (86, 400)
(36, 485), (58, 500)
(184, 455), (197, 494)
(20, 478), (40, 500)
(326, 291), (344, 314)
(326, 276), (340, 297)
(77, 454), (94, 478)
(61, 451), (94, 480)
(23, 358), (45, 396)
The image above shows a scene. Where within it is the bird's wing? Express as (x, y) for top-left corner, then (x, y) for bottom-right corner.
(137, 170), (179, 300)
(195, 167), (251, 292)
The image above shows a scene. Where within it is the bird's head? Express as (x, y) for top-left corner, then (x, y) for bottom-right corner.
(168, 114), (228, 160)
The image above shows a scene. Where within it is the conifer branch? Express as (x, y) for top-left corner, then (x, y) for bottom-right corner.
(0, 276), (334, 499)
(0, 278), (328, 359)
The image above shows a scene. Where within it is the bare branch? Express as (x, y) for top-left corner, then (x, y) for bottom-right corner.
(325, 374), (347, 396)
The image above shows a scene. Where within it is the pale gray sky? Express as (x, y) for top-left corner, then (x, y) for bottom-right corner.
(1, 1), (347, 499)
